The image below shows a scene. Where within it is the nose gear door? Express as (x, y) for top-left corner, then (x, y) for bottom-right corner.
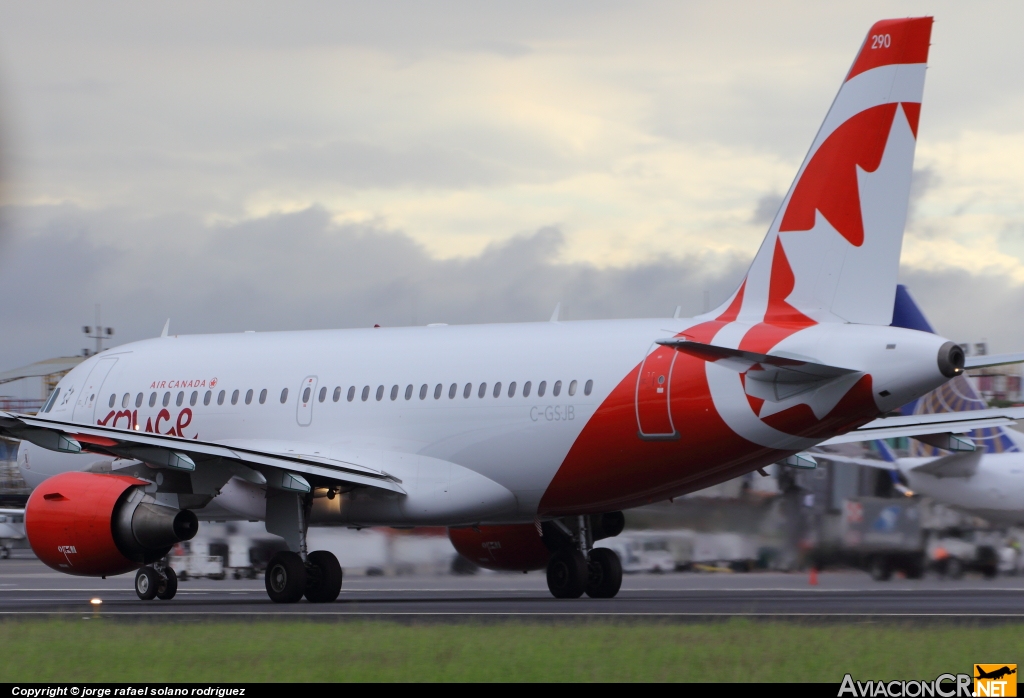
(296, 375), (318, 426)
(635, 343), (678, 440)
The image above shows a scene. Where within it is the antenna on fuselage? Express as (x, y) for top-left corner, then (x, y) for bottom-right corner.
(160, 319), (170, 338)
(550, 302), (561, 323)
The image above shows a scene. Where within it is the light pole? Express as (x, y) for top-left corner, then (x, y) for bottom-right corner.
(82, 304), (114, 356)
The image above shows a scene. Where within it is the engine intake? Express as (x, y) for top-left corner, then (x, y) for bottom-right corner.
(26, 471), (198, 577)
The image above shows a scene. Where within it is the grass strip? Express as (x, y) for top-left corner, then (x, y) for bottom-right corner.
(0, 619), (1018, 682)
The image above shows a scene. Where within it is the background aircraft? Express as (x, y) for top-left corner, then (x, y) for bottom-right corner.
(816, 286), (1024, 527)
(1, 17), (1019, 606)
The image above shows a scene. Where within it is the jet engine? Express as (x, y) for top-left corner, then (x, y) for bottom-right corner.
(25, 471), (198, 577)
(449, 512), (625, 572)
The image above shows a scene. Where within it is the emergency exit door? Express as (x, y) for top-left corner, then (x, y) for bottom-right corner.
(296, 375), (318, 426)
(635, 344), (678, 440)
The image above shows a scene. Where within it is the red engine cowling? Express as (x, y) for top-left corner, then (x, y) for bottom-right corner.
(449, 524), (552, 572)
(26, 471), (199, 577)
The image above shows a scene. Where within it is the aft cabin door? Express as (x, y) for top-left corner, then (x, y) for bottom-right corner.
(296, 375), (318, 426)
(72, 358), (118, 424)
(635, 344), (678, 440)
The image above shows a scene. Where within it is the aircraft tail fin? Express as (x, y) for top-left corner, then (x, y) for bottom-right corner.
(709, 18), (932, 328)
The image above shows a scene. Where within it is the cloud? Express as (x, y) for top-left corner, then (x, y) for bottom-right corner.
(0, 204), (748, 370)
(751, 192), (784, 226)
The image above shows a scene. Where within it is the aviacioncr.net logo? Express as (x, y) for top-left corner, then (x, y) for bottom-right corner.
(839, 673), (972, 697)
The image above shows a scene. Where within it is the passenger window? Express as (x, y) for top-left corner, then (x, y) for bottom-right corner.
(538, 381), (547, 397)
(448, 383), (457, 399)
(203, 390), (212, 406)
(176, 391), (184, 407)
(553, 380), (562, 397)
(493, 382), (502, 398)
(347, 386), (355, 402)
(245, 389), (253, 405)
(122, 393), (129, 408)
(419, 384), (428, 400)
(568, 380), (577, 396)
(478, 383), (487, 398)
(318, 387), (326, 403)
(390, 385), (399, 401)
(523, 381), (532, 397)
(135, 393), (143, 408)
(463, 383), (472, 399)
(280, 388), (289, 403)
(260, 389), (267, 404)
(584, 379), (593, 396)
(109, 394), (116, 408)
(302, 387), (311, 403)
(218, 390), (225, 405)
(163, 392), (171, 407)
(434, 384), (443, 399)
(361, 386), (369, 401)
(190, 391), (198, 407)
(376, 385), (384, 401)
(508, 381), (516, 397)
(333, 387), (341, 402)
(405, 384), (413, 400)
(231, 389), (239, 405)
(149, 392), (157, 407)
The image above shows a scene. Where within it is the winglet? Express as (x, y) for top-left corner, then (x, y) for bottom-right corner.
(550, 303), (560, 323)
(160, 319), (170, 338)
(673, 306), (682, 319)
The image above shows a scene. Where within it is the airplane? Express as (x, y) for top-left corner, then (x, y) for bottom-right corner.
(0, 508), (25, 559)
(813, 286), (1024, 527)
(2, 16), (1021, 604)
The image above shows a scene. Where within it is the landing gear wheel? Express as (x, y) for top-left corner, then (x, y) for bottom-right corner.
(586, 548), (623, 598)
(265, 551), (306, 603)
(304, 550), (343, 603)
(135, 566), (159, 601)
(0, 546), (9, 559)
(156, 567), (178, 600)
(546, 548), (588, 599)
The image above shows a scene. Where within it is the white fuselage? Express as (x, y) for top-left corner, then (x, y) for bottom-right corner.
(897, 452), (1024, 525)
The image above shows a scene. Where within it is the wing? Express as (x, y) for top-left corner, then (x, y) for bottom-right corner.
(819, 406), (1024, 445)
(0, 411), (405, 495)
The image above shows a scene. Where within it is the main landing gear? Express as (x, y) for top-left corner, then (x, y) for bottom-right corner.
(265, 549), (343, 603)
(545, 515), (623, 599)
(135, 564), (178, 601)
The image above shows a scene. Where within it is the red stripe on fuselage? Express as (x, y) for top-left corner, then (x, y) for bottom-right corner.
(539, 321), (774, 516)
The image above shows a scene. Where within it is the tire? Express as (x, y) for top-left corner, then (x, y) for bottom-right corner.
(1, 547), (10, 559)
(156, 567), (178, 600)
(946, 557), (964, 580)
(304, 550), (343, 603)
(546, 548), (588, 599)
(586, 548), (623, 598)
(982, 564), (998, 579)
(869, 556), (892, 582)
(265, 551), (306, 603)
(135, 566), (159, 601)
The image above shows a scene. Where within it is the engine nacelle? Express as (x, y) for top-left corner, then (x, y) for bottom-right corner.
(25, 471), (198, 577)
(448, 513), (625, 572)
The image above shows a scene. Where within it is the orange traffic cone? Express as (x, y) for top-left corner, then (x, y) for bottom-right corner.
(809, 567), (819, 585)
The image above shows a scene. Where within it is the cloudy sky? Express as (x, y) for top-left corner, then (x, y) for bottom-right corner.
(1, 1), (1024, 384)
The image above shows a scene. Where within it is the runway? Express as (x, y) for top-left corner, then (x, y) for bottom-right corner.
(3, 553), (1024, 618)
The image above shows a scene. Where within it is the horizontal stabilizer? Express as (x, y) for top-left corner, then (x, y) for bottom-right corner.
(821, 406), (1024, 445)
(657, 337), (856, 402)
(912, 433), (975, 452)
(965, 352), (1024, 369)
